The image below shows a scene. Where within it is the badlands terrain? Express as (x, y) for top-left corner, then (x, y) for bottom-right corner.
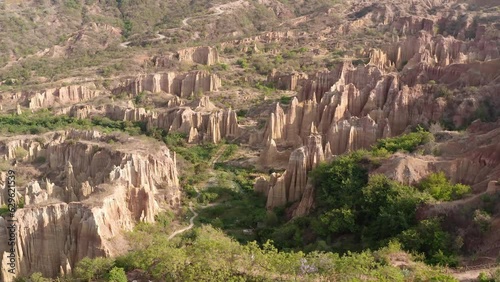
(0, 0), (499, 281)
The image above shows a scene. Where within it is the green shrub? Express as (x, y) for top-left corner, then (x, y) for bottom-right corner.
(236, 109), (247, 118)
(134, 92), (146, 105)
(418, 172), (471, 201)
(473, 209), (492, 232)
(474, 100), (499, 123)
(16, 272), (50, 282)
(33, 156), (46, 164)
(398, 218), (458, 267)
(373, 127), (432, 153)
(279, 96), (293, 105)
(74, 257), (115, 281)
(14, 147), (28, 160)
(220, 144), (238, 161)
(435, 85), (453, 99)
(236, 58), (248, 68)
(107, 267), (127, 282)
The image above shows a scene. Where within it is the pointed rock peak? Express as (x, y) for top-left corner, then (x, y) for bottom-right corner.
(324, 141), (332, 156)
(266, 138), (277, 148)
(194, 95), (216, 111)
(309, 92), (318, 104)
(274, 102), (284, 113)
(310, 122), (318, 134)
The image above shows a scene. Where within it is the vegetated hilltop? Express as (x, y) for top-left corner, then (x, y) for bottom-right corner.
(0, 0), (499, 281)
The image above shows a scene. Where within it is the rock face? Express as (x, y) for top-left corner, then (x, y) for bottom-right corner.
(267, 70), (308, 91)
(147, 101), (239, 144)
(257, 135), (326, 209)
(112, 71), (221, 98)
(153, 46), (219, 67)
(0, 130), (180, 279)
(375, 122), (500, 193)
(177, 46), (219, 65)
(255, 20), (499, 210)
(23, 84), (101, 110)
(65, 96), (240, 144)
(369, 31), (499, 74)
(220, 31), (296, 52)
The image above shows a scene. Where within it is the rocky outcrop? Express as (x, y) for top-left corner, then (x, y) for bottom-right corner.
(257, 134), (326, 209)
(65, 96), (240, 144)
(0, 130), (180, 279)
(258, 139), (290, 168)
(113, 71), (221, 98)
(267, 70), (308, 91)
(257, 63), (446, 151)
(390, 16), (435, 36)
(177, 46), (219, 65)
(256, 58), (475, 209)
(28, 84), (101, 110)
(375, 122), (500, 192)
(147, 104), (239, 144)
(153, 46), (219, 67)
(369, 31), (499, 72)
(220, 31), (296, 53)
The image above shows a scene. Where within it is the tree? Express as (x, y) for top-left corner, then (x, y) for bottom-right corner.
(74, 257), (114, 281)
(418, 172), (471, 201)
(107, 267), (127, 282)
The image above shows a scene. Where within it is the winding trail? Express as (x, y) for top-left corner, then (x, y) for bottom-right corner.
(182, 5), (224, 27)
(168, 201), (198, 240)
(119, 32), (166, 48)
(168, 145), (227, 240)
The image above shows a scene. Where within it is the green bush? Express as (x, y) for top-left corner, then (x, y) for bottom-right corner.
(14, 147), (28, 160)
(373, 127), (432, 153)
(311, 151), (368, 210)
(220, 144), (238, 161)
(435, 85), (453, 99)
(279, 96), (293, 105)
(418, 172), (471, 201)
(33, 156), (46, 164)
(236, 58), (248, 68)
(107, 267), (127, 282)
(399, 218), (459, 267)
(15, 272), (50, 282)
(74, 257), (115, 281)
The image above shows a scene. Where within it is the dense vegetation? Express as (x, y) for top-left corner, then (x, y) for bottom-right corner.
(0, 110), (146, 136)
(257, 131), (473, 267)
(21, 226), (457, 281)
(373, 127), (433, 153)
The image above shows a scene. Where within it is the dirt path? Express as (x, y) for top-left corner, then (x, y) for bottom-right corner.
(182, 5), (224, 27)
(119, 32), (166, 48)
(168, 145), (226, 240)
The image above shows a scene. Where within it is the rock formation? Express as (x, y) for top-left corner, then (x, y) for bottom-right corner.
(27, 84), (102, 110)
(255, 24), (499, 209)
(177, 46), (219, 65)
(153, 46), (219, 67)
(267, 70), (308, 91)
(112, 71), (221, 98)
(257, 134), (327, 209)
(65, 96), (240, 144)
(147, 103), (239, 144)
(0, 130), (180, 279)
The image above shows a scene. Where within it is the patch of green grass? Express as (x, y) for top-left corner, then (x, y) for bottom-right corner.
(0, 110), (147, 136)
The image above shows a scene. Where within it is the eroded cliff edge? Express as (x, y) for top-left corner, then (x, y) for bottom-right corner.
(0, 130), (180, 279)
